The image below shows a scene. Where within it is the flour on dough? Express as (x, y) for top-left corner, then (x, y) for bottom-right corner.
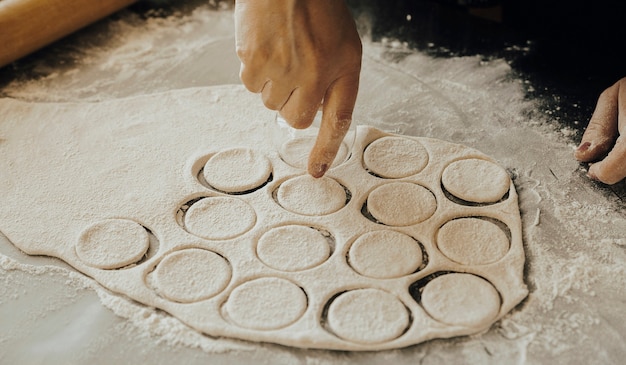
(0, 86), (527, 351)
(203, 147), (272, 193)
(442, 158), (510, 203)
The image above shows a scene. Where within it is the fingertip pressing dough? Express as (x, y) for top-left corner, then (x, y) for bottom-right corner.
(0, 86), (527, 351)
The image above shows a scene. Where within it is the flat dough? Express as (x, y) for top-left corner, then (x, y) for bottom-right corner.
(257, 225), (330, 271)
(0, 86), (527, 351)
(367, 182), (437, 226)
(224, 277), (307, 330)
(76, 219), (149, 270)
(279, 137), (350, 170)
(437, 218), (509, 265)
(276, 175), (346, 216)
(363, 136), (429, 178)
(349, 230), (422, 278)
(184, 196), (256, 240)
(203, 147), (271, 193)
(327, 288), (410, 344)
(152, 248), (231, 303)
(421, 273), (501, 328)
(442, 158), (510, 203)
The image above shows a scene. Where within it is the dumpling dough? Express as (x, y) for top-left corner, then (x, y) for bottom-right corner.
(76, 219), (149, 270)
(203, 148), (271, 193)
(442, 159), (510, 203)
(184, 197), (256, 240)
(257, 225), (330, 271)
(437, 218), (509, 265)
(421, 273), (500, 328)
(276, 175), (346, 216)
(363, 136), (429, 178)
(349, 230), (422, 278)
(367, 182), (437, 226)
(327, 288), (410, 344)
(152, 248), (231, 303)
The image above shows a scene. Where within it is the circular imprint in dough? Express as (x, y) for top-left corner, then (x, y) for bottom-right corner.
(327, 288), (410, 344)
(442, 159), (510, 203)
(349, 230), (423, 279)
(257, 225), (330, 271)
(76, 219), (149, 270)
(437, 218), (509, 265)
(280, 137), (350, 170)
(153, 249), (231, 303)
(276, 175), (347, 216)
(225, 277), (307, 330)
(421, 273), (500, 328)
(203, 148), (271, 193)
(367, 182), (436, 226)
(184, 197), (256, 240)
(363, 136), (429, 178)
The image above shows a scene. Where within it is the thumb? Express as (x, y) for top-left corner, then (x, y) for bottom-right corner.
(307, 73), (359, 178)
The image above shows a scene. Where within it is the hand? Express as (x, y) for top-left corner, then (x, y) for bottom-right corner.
(234, 0), (362, 177)
(575, 77), (626, 184)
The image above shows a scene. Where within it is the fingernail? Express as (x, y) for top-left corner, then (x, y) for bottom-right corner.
(311, 163), (328, 178)
(577, 141), (591, 152)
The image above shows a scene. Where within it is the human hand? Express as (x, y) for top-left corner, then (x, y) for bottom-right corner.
(234, 0), (362, 178)
(575, 77), (626, 184)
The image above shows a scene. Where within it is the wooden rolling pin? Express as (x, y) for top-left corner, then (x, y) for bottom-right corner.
(0, 0), (137, 68)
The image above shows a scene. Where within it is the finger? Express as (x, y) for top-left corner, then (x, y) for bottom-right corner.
(588, 135), (626, 184)
(575, 80), (620, 162)
(239, 63), (267, 93)
(308, 73), (360, 178)
(261, 80), (294, 111)
(279, 86), (325, 129)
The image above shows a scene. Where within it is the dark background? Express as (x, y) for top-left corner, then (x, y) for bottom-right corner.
(345, 0), (626, 133)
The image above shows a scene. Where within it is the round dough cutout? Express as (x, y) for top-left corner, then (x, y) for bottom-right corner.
(203, 148), (271, 193)
(367, 182), (436, 226)
(184, 197), (256, 240)
(421, 273), (500, 328)
(276, 175), (346, 216)
(327, 288), (410, 344)
(363, 136), (429, 178)
(437, 218), (509, 265)
(349, 230), (422, 278)
(76, 219), (149, 270)
(442, 159), (510, 203)
(225, 277), (307, 330)
(153, 249), (231, 303)
(257, 225), (330, 271)
(280, 137), (350, 170)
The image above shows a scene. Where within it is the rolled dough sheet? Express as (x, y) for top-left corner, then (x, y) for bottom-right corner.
(0, 85), (528, 351)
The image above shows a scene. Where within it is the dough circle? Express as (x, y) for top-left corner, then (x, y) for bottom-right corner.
(437, 218), (509, 265)
(442, 159), (510, 203)
(225, 277), (307, 330)
(327, 288), (409, 344)
(279, 137), (350, 170)
(153, 248), (231, 303)
(257, 225), (330, 271)
(184, 197), (256, 240)
(76, 219), (149, 270)
(276, 175), (346, 216)
(421, 273), (500, 328)
(203, 148), (271, 193)
(349, 230), (422, 278)
(363, 136), (429, 178)
(367, 182), (436, 226)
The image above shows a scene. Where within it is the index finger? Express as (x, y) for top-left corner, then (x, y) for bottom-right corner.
(307, 73), (360, 178)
